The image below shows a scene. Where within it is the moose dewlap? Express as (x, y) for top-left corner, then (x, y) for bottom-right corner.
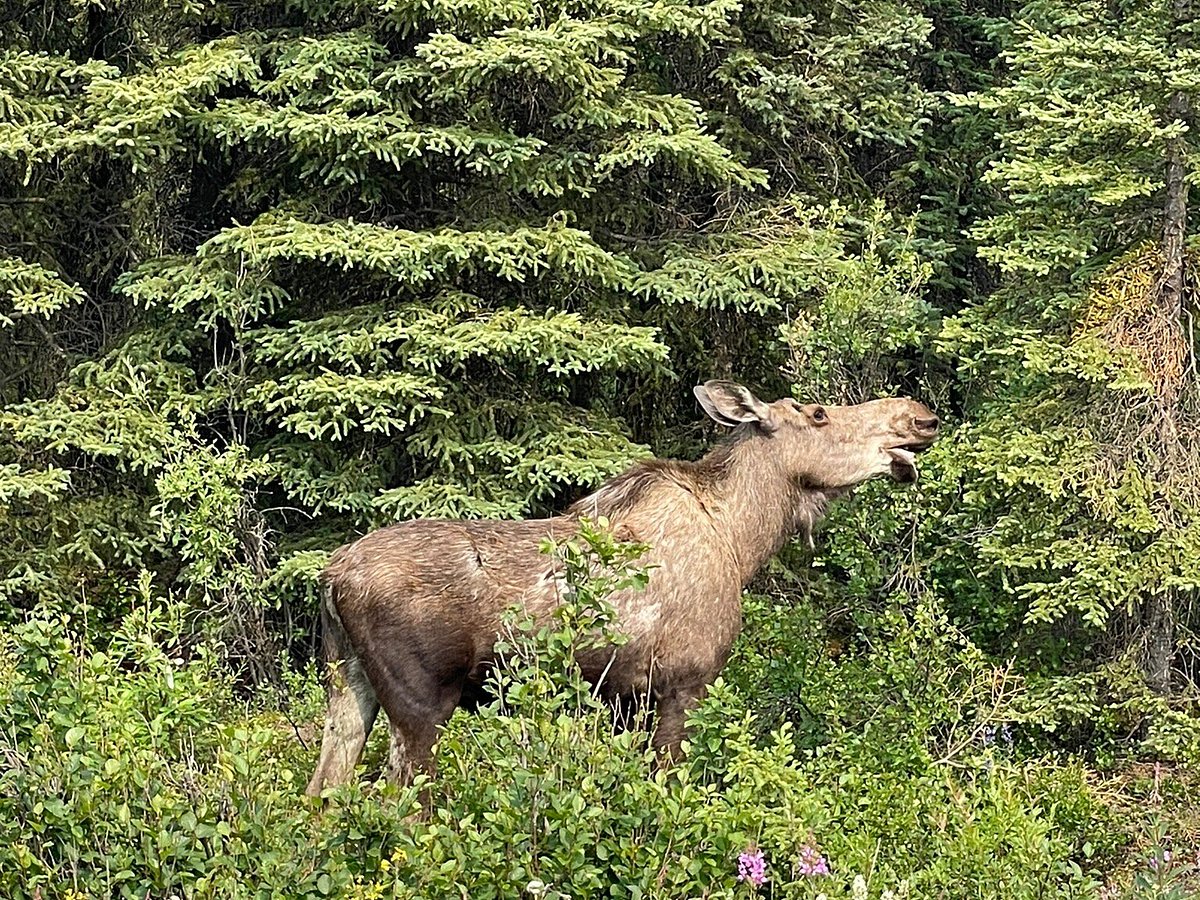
(306, 380), (940, 796)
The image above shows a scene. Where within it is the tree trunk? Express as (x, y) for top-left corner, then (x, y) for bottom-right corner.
(1145, 0), (1192, 694)
(1145, 120), (1184, 694)
(1145, 0), (1192, 692)
(1144, 593), (1174, 695)
(1161, 90), (1189, 324)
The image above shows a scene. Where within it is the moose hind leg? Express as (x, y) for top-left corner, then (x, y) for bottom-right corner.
(385, 715), (440, 787)
(305, 653), (380, 797)
(652, 685), (707, 765)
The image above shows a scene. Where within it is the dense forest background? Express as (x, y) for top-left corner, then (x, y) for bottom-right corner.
(1, 0), (1199, 896)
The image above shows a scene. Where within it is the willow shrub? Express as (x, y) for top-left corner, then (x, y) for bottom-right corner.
(0, 582), (357, 899)
(1, 545), (1104, 899)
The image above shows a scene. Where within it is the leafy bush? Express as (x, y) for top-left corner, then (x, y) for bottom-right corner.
(336, 527), (1117, 899)
(0, 577), (359, 899)
(0, 539), (1111, 899)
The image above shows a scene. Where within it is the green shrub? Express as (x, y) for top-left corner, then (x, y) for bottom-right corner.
(0, 578), (361, 899)
(0, 539), (1109, 899)
(340, 525), (1105, 900)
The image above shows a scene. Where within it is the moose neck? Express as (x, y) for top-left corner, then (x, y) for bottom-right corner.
(703, 432), (843, 586)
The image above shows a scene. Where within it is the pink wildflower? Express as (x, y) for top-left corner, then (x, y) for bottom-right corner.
(1148, 850), (1171, 871)
(738, 848), (767, 887)
(797, 844), (830, 877)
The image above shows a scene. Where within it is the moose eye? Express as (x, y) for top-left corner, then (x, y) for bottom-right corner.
(811, 407), (827, 423)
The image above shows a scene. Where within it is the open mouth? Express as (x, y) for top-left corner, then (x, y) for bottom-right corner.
(886, 440), (934, 483)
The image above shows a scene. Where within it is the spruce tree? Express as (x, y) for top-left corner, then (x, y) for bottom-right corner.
(939, 0), (1199, 715)
(0, 0), (941, 672)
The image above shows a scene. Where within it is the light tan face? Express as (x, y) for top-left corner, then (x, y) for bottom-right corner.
(694, 381), (940, 489)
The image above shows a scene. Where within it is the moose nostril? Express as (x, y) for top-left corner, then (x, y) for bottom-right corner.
(915, 416), (939, 432)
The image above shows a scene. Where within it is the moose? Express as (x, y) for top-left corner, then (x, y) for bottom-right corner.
(305, 380), (939, 797)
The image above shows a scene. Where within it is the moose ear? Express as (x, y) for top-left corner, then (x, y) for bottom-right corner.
(693, 381), (776, 431)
